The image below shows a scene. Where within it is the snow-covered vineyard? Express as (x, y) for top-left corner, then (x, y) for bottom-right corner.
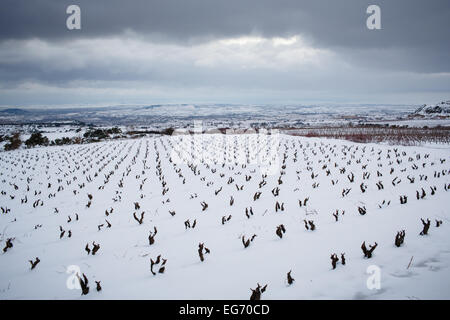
(0, 134), (449, 299)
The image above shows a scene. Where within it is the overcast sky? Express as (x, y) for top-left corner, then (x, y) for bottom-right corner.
(0, 0), (449, 106)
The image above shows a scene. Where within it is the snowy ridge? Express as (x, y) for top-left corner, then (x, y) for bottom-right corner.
(414, 101), (450, 116)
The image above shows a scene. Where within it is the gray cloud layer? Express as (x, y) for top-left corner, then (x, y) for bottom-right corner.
(0, 0), (449, 105)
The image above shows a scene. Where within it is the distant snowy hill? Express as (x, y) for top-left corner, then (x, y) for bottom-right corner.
(0, 104), (417, 127)
(413, 101), (450, 116)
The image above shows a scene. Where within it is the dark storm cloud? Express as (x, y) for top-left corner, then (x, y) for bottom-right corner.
(0, 0), (449, 73)
(0, 0), (449, 105)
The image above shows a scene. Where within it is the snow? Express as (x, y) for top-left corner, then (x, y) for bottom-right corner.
(0, 134), (449, 299)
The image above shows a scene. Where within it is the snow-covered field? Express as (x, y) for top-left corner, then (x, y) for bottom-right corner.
(0, 133), (449, 299)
